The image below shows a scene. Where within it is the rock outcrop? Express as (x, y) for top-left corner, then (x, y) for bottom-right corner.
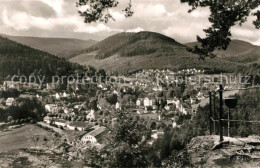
(187, 135), (260, 167)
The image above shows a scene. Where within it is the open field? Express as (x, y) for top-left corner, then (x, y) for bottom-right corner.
(0, 124), (85, 167)
(0, 124), (54, 153)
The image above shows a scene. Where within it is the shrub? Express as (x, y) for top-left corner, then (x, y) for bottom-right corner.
(7, 116), (13, 122)
(237, 125), (251, 137)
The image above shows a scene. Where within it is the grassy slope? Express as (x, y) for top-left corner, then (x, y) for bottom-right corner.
(0, 125), (53, 153)
(1, 34), (97, 59)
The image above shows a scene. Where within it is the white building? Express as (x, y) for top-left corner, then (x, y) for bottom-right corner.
(86, 110), (96, 120)
(115, 102), (120, 110)
(43, 116), (52, 124)
(179, 104), (188, 115)
(63, 92), (70, 98)
(6, 98), (16, 106)
(136, 98), (143, 106)
(167, 98), (180, 107)
(45, 104), (61, 113)
(144, 97), (153, 107)
(152, 86), (163, 92)
(36, 94), (42, 100)
(151, 130), (164, 139)
(54, 119), (67, 127)
(81, 126), (107, 144)
(55, 93), (61, 100)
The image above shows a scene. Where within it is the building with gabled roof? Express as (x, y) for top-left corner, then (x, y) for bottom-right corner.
(67, 121), (89, 131)
(80, 126), (108, 144)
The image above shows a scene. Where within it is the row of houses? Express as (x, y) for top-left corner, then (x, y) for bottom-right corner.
(44, 117), (90, 131)
(45, 104), (98, 120)
(136, 97), (191, 115)
(43, 116), (108, 145)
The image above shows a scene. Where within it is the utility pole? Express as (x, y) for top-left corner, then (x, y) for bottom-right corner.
(219, 85), (224, 142)
(209, 91), (212, 135)
(213, 93), (216, 135)
(228, 108), (231, 137)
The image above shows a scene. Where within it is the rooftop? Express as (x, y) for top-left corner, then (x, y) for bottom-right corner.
(86, 126), (107, 139)
(69, 121), (88, 128)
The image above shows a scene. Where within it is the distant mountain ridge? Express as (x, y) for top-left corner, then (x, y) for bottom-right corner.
(186, 40), (260, 64)
(1, 31), (257, 76)
(70, 31), (248, 74)
(1, 34), (97, 59)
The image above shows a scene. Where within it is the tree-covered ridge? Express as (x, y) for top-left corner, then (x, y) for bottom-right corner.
(80, 31), (186, 59)
(0, 36), (82, 82)
(1, 34), (97, 59)
(187, 40), (260, 64)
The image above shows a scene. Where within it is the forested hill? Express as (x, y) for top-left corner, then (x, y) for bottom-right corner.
(80, 31), (186, 59)
(1, 34), (97, 59)
(0, 36), (82, 82)
(70, 31), (245, 74)
(186, 40), (260, 64)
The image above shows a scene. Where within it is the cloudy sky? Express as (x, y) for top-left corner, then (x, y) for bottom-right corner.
(0, 0), (259, 45)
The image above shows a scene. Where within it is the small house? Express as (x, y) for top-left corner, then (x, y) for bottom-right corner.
(86, 110), (96, 120)
(43, 116), (52, 124)
(115, 102), (121, 110)
(53, 119), (67, 127)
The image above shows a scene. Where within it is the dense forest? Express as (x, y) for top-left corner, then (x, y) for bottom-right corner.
(235, 63), (260, 85)
(80, 31), (185, 59)
(0, 36), (83, 83)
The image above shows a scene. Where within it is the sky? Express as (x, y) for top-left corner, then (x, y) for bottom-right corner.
(0, 0), (259, 45)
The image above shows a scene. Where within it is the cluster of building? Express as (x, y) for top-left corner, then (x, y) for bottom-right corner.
(0, 68), (243, 148)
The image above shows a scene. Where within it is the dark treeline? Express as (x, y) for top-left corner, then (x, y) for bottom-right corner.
(0, 36), (83, 83)
(235, 63), (260, 85)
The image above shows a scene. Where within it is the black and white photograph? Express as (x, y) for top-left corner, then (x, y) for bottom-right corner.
(0, 0), (260, 167)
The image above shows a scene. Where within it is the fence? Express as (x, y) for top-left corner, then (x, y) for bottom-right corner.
(208, 85), (260, 141)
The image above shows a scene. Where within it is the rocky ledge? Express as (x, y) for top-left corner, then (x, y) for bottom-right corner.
(187, 135), (260, 167)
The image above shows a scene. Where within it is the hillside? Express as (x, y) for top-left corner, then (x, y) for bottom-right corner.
(0, 36), (82, 82)
(186, 40), (260, 64)
(79, 31), (184, 59)
(1, 34), (97, 59)
(70, 31), (244, 74)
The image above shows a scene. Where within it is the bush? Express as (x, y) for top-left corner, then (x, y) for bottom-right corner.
(7, 116), (13, 122)
(237, 125), (251, 137)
